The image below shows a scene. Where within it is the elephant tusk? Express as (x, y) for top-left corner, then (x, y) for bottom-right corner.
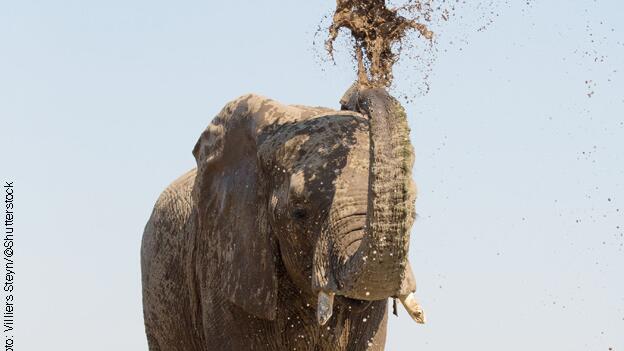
(399, 292), (426, 324)
(317, 291), (335, 326)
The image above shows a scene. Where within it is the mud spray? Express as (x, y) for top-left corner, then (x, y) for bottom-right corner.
(321, 1), (542, 96)
(325, 0), (436, 88)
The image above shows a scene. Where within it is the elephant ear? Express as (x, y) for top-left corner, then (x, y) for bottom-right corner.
(192, 95), (278, 320)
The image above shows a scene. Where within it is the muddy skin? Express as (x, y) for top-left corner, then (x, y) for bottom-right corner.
(141, 90), (424, 350)
(327, 0), (434, 87)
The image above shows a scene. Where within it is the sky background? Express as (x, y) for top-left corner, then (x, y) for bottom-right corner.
(1, 0), (623, 350)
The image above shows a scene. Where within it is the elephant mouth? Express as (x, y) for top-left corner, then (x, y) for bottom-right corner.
(316, 284), (426, 326)
(335, 294), (372, 312)
(315, 217), (426, 326)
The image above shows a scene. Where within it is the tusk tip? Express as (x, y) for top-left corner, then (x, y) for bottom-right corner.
(317, 291), (335, 326)
(411, 309), (426, 324)
(317, 314), (331, 326)
(400, 293), (427, 325)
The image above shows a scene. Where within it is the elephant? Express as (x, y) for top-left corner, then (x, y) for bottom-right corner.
(140, 85), (425, 351)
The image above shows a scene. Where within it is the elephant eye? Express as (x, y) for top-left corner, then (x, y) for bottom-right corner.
(291, 208), (308, 221)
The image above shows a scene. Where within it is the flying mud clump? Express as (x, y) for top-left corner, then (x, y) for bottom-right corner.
(326, 0), (435, 88)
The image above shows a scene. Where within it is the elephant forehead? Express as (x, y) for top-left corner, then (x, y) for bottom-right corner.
(283, 130), (366, 169)
(286, 124), (370, 189)
(285, 117), (367, 147)
(281, 134), (311, 166)
(261, 115), (370, 187)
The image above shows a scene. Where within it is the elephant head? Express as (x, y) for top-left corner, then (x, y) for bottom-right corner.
(191, 86), (424, 326)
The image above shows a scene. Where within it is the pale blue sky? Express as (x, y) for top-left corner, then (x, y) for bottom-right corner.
(1, 1), (622, 350)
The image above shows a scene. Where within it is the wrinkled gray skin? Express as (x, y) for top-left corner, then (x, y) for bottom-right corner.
(141, 87), (422, 351)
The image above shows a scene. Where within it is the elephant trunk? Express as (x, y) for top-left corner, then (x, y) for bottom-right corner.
(340, 86), (417, 300)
